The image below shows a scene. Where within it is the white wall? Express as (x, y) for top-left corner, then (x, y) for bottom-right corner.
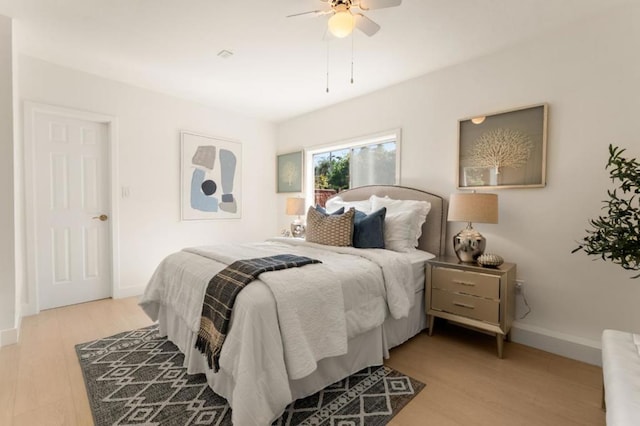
(17, 55), (278, 312)
(0, 15), (17, 345)
(277, 4), (640, 364)
(12, 15), (24, 344)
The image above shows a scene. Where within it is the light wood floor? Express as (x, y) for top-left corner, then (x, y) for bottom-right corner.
(0, 297), (605, 426)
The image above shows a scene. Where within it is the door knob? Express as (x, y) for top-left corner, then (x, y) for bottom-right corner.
(92, 214), (108, 221)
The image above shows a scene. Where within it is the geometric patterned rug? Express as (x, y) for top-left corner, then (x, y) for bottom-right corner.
(76, 325), (425, 425)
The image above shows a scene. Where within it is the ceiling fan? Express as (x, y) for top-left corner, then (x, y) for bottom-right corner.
(287, 0), (403, 38)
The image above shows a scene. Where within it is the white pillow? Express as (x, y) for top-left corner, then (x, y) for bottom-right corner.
(371, 195), (431, 248)
(325, 196), (372, 214)
(383, 210), (421, 252)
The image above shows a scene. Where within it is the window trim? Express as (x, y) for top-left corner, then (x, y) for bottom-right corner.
(304, 128), (402, 205)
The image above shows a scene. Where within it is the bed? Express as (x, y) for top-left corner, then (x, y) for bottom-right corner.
(139, 185), (447, 425)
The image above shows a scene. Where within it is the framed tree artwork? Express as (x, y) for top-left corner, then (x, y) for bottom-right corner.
(277, 151), (303, 193)
(457, 104), (548, 189)
(181, 131), (242, 220)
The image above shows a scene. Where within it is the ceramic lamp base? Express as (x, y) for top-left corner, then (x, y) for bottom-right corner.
(453, 225), (486, 263)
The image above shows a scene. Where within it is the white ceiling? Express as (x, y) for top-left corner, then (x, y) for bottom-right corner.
(0, 0), (632, 122)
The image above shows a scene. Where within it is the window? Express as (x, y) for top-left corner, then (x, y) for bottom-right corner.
(305, 129), (401, 207)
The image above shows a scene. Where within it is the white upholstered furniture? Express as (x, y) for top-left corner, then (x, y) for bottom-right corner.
(602, 329), (640, 425)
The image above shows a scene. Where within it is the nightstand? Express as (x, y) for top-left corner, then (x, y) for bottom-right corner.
(426, 256), (516, 358)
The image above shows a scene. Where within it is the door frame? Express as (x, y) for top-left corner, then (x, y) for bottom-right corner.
(23, 102), (120, 315)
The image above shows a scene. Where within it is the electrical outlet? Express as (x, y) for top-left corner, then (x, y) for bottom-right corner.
(515, 280), (524, 294)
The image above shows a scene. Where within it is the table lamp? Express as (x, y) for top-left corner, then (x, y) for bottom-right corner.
(286, 197), (306, 238)
(448, 192), (498, 263)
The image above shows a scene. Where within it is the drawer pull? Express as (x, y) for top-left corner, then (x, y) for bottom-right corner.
(453, 280), (476, 287)
(453, 301), (475, 309)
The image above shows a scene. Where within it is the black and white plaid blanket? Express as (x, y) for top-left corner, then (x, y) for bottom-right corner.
(195, 254), (321, 372)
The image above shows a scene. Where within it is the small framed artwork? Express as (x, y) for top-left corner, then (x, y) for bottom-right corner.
(277, 151), (303, 193)
(181, 131), (242, 220)
(458, 103), (548, 189)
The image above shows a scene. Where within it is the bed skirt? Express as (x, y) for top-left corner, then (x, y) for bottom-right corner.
(152, 288), (426, 423)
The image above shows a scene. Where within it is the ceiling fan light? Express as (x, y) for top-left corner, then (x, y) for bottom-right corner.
(328, 11), (355, 38)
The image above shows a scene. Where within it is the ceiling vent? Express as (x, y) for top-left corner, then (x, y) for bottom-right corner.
(217, 49), (234, 59)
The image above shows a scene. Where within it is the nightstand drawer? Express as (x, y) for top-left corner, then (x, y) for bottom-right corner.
(431, 289), (499, 324)
(432, 267), (500, 299)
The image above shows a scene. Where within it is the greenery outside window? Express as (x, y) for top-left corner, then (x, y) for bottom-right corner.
(305, 129), (401, 207)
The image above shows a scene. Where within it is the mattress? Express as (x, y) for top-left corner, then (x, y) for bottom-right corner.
(405, 249), (435, 293)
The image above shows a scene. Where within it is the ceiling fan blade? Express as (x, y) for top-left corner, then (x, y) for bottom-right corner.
(286, 9), (331, 18)
(356, 0), (402, 11)
(354, 13), (380, 36)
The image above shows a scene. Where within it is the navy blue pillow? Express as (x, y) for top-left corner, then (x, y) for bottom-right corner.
(315, 205), (345, 216)
(353, 207), (386, 249)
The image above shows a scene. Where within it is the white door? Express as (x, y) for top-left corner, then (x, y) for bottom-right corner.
(33, 111), (111, 310)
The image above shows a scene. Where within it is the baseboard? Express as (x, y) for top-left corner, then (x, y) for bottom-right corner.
(0, 326), (19, 347)
(0, 304), (22, 347)
(511, 322), (602, 366)
(114, 285), (146, 299)
(21, 301), (36, 317)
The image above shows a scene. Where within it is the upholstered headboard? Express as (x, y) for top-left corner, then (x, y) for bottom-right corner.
(327, 185), (447, 256)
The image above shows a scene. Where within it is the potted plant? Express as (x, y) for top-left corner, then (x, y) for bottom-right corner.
(573, 145), (640, 278)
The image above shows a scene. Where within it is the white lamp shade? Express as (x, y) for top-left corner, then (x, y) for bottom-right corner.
(286, 197), (306, 216)
(328, 11), (355, 38)
(448, 193), (498, 224)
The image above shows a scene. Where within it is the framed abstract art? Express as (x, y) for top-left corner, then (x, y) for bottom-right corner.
(181, 131), (242, 220)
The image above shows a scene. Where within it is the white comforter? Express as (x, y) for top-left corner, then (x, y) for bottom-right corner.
(185, 243), (347, 380)
(139, 238), (414, 425)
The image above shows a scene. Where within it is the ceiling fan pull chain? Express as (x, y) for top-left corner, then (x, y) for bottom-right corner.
(350, 31), (355, 84)
(326, 40), (330, 93)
